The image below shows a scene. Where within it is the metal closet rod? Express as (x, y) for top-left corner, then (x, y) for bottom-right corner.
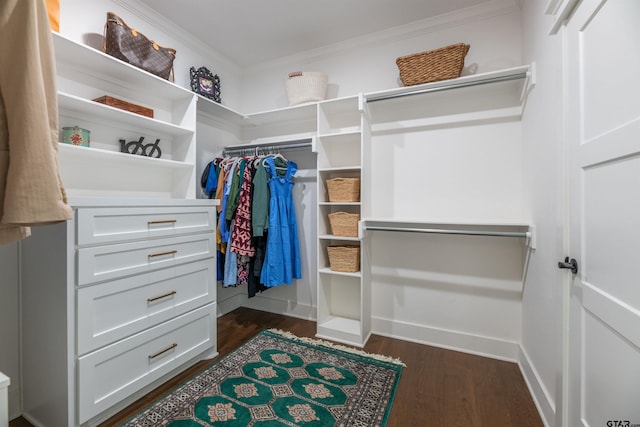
(366, 72), (528, 103)
(222, 138), (313, 156)
(364, 225), (530, 239)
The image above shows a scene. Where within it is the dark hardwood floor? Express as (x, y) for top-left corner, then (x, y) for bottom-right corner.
(11, 307), (543, 426)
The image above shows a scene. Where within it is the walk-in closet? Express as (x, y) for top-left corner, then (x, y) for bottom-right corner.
(1, 0), (638, 426)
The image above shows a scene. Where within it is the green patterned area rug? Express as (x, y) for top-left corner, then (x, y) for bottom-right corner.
(121, 329), (404, 426)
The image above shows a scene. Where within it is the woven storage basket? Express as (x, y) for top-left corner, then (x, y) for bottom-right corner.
(396, 43), (470, 86)
(327, 245), (360, 273)
(285, 71), (328, 106)
(328, 212), (360, 237)
(326, 177), (360, 202)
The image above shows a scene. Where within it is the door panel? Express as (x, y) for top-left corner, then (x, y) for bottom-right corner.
(566, 0), (640, 425)
(583, 312), (640, 426)
(581, 0), (640, 140)
(584, 155), (640, 306)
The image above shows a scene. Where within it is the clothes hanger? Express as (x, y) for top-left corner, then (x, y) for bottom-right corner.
(262, 151), (288, 171)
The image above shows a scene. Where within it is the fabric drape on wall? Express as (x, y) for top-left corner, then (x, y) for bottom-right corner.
(0, 0), (72, 244)
(45, 0), (59, 32)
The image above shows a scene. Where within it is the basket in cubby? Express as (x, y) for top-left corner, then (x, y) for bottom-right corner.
(396, 43), (470, 86)
(327, 245), (360, 273)
(328, 212), (359, 237)
(326, 177), (360, 202)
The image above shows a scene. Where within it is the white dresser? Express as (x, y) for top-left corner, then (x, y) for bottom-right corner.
(20, 198), (218, 427)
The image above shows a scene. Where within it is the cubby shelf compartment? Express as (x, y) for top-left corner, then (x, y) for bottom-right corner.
(58, 142), (194, 199)
(58, 92), (193, 137)
(318, 96), (362, 135)
(53, 32), (197, 199)
(316, 316), (362, 345)
(316, 272), (367, 347)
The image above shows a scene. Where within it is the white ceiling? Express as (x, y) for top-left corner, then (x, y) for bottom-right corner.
(138, 0), (492, 67)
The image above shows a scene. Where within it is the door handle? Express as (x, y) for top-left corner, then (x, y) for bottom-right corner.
(558, 257), (578, 274)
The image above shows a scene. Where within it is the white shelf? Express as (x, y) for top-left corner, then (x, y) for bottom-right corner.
(318, 235), (360, 242)
(318, 130), (362, 139)
(318, 267), (361, 277)
(318, 202), (361, 206)
(196, 95), (246, 124)
(317, 316), (361, 335)
(52, 33), (192, 103)
(244, 103), (318, 127)
(366, 65), (531, 104)
(59, 92), (193, 137)
(58, 144), (194, 199)
(366, 65), (532, 127)
(318, 166), (361, 173)
(58, 143), (193, 170)
(316, 316), (367, 347)
(193, 65), (532, 133)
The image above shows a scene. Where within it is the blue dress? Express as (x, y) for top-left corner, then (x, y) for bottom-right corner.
(260, 156), (302, 287)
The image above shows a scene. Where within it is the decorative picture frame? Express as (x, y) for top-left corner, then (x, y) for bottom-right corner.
(190, 66), (221, 103)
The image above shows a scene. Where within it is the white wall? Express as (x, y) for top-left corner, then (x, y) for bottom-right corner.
(0, 243), (20, 420)
(368, 118), (527, 360)
(519, 0), (565, 425)
(239, 0), (522, 112)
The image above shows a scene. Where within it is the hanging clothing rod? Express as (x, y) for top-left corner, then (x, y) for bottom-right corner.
(364, 225), (530, 239)
(366, 72), (528, 103)
(222, 138), (313, 156)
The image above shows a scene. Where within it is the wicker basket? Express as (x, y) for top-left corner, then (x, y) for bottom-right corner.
(326, 177), (360, 202)
(285, 71), (328, 106)
(396, 43), (470, 86)
(328, 212), (359, 237)
(327, 245), (360, 273)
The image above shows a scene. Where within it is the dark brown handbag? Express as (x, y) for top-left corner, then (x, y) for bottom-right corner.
(103, 12), (176, 81)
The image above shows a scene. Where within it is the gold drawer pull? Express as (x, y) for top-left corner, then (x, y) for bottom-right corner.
(148, 250), (178, 258)
(148, 343), (177, 360)
(148, 219), (177, 225)
(147, 290), (177, 303)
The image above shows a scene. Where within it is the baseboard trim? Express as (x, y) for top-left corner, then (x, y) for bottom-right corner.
(371, 315), (520, 362)
(217, 291), (245, 316)
(241, 295), (316, 322)
(518, 346), (555, 427)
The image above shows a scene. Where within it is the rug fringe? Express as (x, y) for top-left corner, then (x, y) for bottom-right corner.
(267, 328), (406, 367)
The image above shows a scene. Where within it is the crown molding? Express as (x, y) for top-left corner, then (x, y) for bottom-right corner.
(111, 0), (240, 74)
(112, 0), (521, 76)
(248, 0), (522, 73)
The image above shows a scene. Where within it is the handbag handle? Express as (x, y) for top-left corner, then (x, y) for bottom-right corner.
(103, 12), (176, 82)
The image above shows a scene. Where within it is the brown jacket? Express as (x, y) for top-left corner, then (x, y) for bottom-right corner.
(0, 0), (72, 244)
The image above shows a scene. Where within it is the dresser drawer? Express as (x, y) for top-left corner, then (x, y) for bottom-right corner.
(77, 259), (215, 355)
(77, 303), (216, 424)
(77, 206), (215, 246)
(77, 233), (215, 286)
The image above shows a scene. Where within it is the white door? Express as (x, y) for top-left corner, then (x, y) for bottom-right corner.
(564, 0), (640, 425)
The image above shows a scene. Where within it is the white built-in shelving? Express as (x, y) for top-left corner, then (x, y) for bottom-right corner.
(315, 94), (372, 347)
(193, 64), (534, 347)
(53, 33), (197, 199)
(366, 65), (532, 130)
